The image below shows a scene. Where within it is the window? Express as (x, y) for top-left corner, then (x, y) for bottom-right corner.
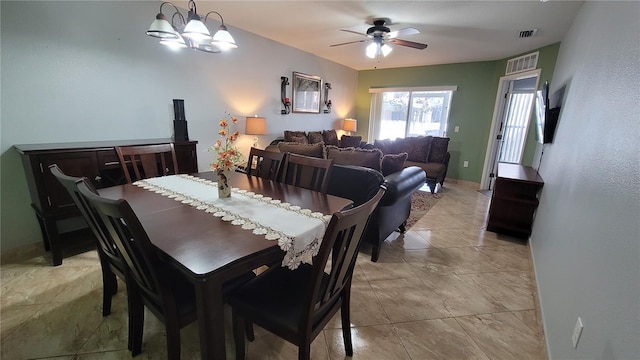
(369, 86), (456, 140)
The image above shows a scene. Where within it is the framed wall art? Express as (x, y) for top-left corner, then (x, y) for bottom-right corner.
(292, 72), (322, 114)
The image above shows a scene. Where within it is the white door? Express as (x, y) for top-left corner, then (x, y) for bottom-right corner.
(481, 71), (540, 190)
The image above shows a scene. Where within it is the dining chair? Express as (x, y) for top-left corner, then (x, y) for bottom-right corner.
(228, 185), (386, 360)
(115, 143), (179, 183)
(280, 153), (334, 193)
(76, 180), (254, 359)
(246, 147), (285, 181)
(49, 164), (135, 352)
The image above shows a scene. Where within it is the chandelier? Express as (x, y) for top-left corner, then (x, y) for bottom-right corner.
(365, 36), (392, 60)
(146, 1), (237, 53)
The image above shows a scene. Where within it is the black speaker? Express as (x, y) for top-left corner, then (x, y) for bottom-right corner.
(173, 99), (186, 121)
(174, 120), (189, 142)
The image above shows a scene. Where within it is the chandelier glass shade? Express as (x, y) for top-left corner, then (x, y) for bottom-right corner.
(366, 37), (392, 59)
(146, 1), (237, 52)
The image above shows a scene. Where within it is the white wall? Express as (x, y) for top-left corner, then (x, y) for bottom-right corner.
(0, 1), (357, 251)
(530, 2), (640, 359)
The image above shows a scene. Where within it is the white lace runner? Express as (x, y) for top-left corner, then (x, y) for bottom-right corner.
(133, 175), (332, 269)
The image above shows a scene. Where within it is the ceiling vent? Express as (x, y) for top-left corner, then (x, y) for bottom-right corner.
(505, 51), (539, 75)
(519, 29), (538, 38)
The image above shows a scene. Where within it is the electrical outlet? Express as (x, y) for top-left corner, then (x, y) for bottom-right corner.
(454, 126), (460, 133)
(572, 317), (583, 349)
(463, 161), (469, 167)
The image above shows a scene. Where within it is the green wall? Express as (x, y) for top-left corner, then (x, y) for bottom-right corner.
(356, 42), (561, 184)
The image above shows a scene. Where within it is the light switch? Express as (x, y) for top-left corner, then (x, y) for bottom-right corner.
(454, 126), (460, 133)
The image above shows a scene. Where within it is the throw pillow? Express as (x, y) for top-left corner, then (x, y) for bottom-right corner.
(284, 130), (307, 143)
(428, 137), (450, 163)
(289, 135), (309, 144)
(322, 129), (340, 146)
(278, 141), (325, 158)
(325, 145), (382, 171)
(399, 136), (432, 162)
(339, 135), (362, 148)
(307, 131), (324, 144)
(381, 152), (408, 176)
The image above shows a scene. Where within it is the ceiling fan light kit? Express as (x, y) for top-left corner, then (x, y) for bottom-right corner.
(146, 1), (237, 53)
(331, 18), (427, 61)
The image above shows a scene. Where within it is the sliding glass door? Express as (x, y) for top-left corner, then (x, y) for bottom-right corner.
(371, 88), (454, 140)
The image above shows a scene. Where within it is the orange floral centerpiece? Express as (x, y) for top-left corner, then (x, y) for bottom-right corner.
(209, 112), (243, 198)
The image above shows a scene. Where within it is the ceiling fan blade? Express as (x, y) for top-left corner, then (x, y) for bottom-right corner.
(389, 38), (428, 50)
(340, 29), (369, 37)
(330, 39), (369, 47)
(388, 27), (420, 39)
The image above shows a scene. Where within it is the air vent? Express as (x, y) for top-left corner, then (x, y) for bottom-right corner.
(519, 29), (538, 38)
(505, 51), (539, 75)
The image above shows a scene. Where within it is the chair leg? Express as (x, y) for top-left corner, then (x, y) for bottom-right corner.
(298, 343), (311, 360)
(371, 244), (380, 262)
(101, 268), (117, 317)
(129, 292), (144, 356)
(341, 292), (353, 356)
(398, 221), (407, 233)
(165, 318), (181, 360)
(232, 309), (246, 360)
(245, 319), (255, 342)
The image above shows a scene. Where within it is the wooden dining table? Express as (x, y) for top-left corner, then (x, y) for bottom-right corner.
(98, 171), (353, 359)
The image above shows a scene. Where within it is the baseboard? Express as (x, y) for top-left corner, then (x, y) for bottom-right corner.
(443, 177), (481, 190)
(0, 243), (45, 264)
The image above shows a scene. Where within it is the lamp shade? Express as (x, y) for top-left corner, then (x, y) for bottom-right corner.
(342, 118), (357, 133)
(245, 116), (267, 135)
(147, 14), (179, 39)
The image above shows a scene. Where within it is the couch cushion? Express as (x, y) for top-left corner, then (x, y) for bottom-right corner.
(381, 152), (408, 176)
(340, 135), (362, 148)
(322, 129), (340, 146)
(307, 131), (324, 144)
(284, 130), (307, 143)
(278, 141), (325, 158)
(428, 137), (450, 163)
(405, 160), (447, 179)
(325, 146), (382, 171)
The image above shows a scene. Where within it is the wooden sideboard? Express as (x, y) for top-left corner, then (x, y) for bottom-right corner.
(487, 163), (544, 239)
(14, 139), (198, 265)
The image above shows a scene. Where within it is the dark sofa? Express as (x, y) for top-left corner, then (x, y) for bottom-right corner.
(267, 140), (426, 261)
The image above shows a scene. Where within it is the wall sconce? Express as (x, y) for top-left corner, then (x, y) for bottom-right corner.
(324, 83), (332, 114)
(280, 76), (291, 115)
(342, 118), (357, 135)
(146, 0), (237, 53)
(245, 116), (267, 148)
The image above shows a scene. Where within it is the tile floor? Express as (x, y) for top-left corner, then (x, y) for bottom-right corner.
(0, 182), (548, 359)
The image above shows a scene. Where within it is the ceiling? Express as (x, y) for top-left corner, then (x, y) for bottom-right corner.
(183, 1), (584, 71)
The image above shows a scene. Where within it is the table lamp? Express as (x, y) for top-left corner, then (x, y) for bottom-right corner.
(245, 116), (267, 148)
(342, 118), (357, 135)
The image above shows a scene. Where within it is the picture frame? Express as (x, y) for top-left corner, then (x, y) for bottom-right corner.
(292, 72), (322, 114)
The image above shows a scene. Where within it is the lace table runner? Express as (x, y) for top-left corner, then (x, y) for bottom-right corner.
(133, 175), (332, 269)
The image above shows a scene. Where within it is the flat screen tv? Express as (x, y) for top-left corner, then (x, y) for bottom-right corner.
(535, 80), (560, 144)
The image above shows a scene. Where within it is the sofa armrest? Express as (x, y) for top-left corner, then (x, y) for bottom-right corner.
(380, 166), (426, 207)
(327, 165), (384, 207)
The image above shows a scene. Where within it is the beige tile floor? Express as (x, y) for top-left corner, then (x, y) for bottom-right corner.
(0, 182), (548, 359)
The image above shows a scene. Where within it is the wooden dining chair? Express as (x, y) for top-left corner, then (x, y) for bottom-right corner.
(49, 164), (135, 352)
(76, 181), (254, 358)
(115, 143), (179, 183)
(246, 147), (285, 181)
(228, 185), (386, 360)
(281, 153), (334, 193)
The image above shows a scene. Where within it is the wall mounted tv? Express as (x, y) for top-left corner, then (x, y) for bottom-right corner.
(535, 80), (561, 144)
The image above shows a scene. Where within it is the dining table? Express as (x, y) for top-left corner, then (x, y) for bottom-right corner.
(98, 171), (353, 359)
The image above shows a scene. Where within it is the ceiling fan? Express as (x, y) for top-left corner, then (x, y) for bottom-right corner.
(330, 18), (428, 59)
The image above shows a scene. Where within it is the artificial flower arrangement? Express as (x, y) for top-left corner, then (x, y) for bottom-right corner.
(209, 112), (244, 172)
(209, 112), (244, 198)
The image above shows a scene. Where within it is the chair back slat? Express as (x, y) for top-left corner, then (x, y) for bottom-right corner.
(247, 147), (285, 181)
(76, 181), (163, 302)
(116, 143), (179, 183)
(281, 153), (333, 193)
(304, 186), (385, 327)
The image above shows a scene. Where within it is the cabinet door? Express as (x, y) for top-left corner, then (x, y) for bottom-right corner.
(39, 151), (100, 215)
(174, 142), (198, 174)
